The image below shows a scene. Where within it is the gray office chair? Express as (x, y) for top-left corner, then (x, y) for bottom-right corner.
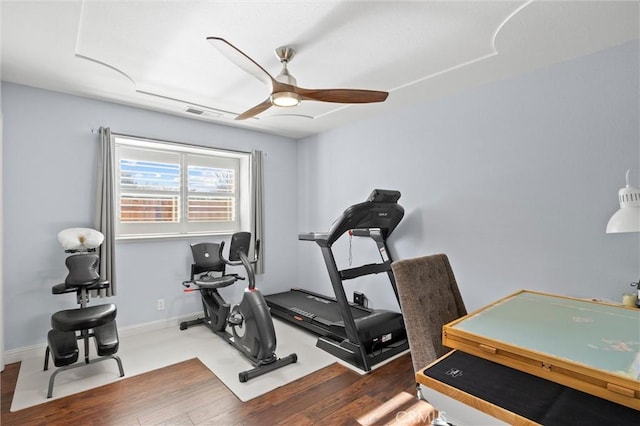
(391, 253), (467, 376)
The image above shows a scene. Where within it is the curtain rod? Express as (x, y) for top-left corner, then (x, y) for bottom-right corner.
(91, 128), (252, 155)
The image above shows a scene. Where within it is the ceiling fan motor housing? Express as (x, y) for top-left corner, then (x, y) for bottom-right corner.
(272, 46), (300, 106)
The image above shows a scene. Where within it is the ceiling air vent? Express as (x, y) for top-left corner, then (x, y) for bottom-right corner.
(185, 107), (204, 115)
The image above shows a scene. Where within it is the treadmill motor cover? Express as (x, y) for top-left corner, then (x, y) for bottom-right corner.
(344, 310), (407, 353)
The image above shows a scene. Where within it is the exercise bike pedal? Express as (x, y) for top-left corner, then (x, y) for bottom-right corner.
(228, 312), (243, 326)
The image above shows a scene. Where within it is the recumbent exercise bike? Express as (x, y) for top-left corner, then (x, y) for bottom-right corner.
(180, 232), (297, 382)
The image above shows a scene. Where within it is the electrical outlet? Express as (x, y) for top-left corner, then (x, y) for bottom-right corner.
(157, 298), (165, 311)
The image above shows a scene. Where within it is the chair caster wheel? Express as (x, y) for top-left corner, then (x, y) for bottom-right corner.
(179, 323), (187, 330)
(239, 371), (249, 383)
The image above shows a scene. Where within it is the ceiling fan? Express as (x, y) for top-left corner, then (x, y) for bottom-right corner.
(207, 37), (389, 120)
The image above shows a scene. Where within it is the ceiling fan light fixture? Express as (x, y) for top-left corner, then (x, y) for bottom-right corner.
(271, 91), (301, 107)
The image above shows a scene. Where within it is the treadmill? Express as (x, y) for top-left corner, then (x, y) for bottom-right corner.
(265, 189), (409, 371)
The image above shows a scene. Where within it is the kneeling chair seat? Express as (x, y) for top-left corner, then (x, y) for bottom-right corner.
(46, 304), (120, 367)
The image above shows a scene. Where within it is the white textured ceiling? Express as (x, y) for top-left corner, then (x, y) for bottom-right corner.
(2, 1), (639, 139)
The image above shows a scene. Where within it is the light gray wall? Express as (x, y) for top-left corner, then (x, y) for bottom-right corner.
(3, 40), (639, 354)
(297, 40), (640, 313)
(1, 83), (299, 351)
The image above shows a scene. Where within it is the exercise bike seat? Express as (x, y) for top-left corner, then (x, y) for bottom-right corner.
(193, 274), (238, 289)
(186, 242), (240, 289)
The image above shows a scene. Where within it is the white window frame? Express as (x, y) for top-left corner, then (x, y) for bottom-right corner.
(114, 135), (251, 239)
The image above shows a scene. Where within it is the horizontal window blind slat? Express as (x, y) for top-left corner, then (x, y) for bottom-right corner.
(188, 165), (235, 193)
(120, 159), (180, 191)
(187, 196), (234, 222)
(120, 195), (179, 223)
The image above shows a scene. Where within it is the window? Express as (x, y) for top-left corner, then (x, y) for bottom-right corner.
(114, 136), (251, 239)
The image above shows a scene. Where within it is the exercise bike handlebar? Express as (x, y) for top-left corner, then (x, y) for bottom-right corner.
(236, 251), (256, 291)
(223, 237), (260, 291)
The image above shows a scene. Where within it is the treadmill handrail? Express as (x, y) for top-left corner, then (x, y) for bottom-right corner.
(339, 261), (392, 281)
(299, 228), (383, 242)
(298, 232), (329, 242)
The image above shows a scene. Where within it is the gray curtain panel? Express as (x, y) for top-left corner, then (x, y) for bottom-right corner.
(94, 127), (117, 296)
(251, 150), (265, 274)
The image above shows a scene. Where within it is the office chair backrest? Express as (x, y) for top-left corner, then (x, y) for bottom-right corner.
(190, 242), (226, 276)
(391, 254), (467, 374)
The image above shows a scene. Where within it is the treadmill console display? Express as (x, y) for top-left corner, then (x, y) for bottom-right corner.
(367, 189), (401, 203)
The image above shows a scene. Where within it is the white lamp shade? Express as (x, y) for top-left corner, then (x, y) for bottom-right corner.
(606, 207), (640, 233)
(606, 170), (640, 233)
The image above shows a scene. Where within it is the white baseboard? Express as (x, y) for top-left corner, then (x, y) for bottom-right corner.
(3, 313), (199, 365)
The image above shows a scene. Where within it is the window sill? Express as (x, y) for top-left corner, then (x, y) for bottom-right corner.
(116, 231), (239, 242)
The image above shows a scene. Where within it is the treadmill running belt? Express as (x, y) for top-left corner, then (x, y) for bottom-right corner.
(423, 351), (638, 425)
(266, 290), (370, 323)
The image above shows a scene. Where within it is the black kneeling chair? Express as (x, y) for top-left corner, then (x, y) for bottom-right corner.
(180, 232), (297, 382)
(44, 253), (124, 398)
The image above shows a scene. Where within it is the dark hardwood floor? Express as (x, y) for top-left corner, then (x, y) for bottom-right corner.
(1, 353), (418, 425)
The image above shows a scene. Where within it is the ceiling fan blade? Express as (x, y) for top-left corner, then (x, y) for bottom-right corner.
(207, 37), (275, 88)
(235, 98), (273, 121)
(293, 87), (388, 104)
